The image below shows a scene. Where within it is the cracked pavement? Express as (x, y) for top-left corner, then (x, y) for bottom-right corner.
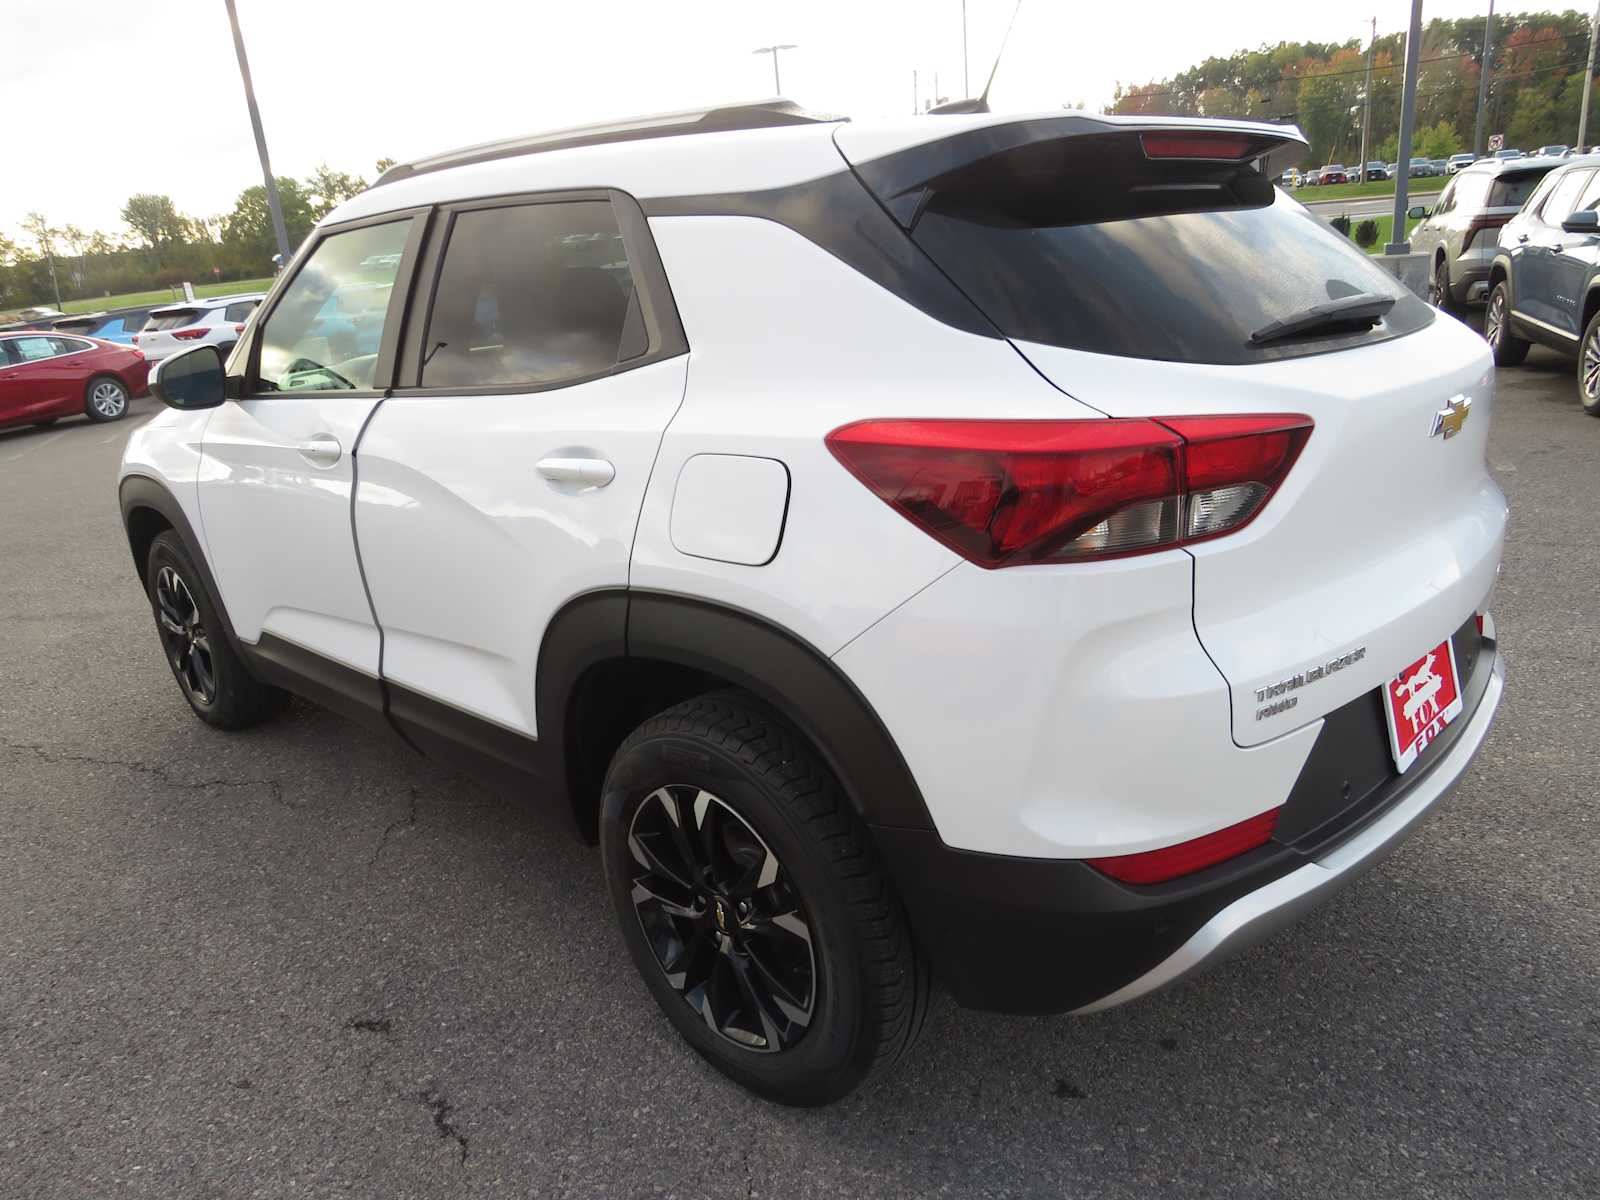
(2, 338), (1598, 1198)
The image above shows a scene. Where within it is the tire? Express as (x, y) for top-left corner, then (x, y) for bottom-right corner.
(600, 693), (928, 1106)
(144, 531), (289, 729)
(1485, 282), (1530, 367)
(1579, 309), (1600, 417)
(84, 374), (129, 422)
(1428, 256), (1460, 313)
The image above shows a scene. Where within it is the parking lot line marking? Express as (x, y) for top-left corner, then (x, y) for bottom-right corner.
(0, 431), (67, 463)
(100, 430), (128, 445)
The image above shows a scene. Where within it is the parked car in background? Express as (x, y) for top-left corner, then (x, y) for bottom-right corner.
(119, 104), (1505, 1106)
(1484, 154), (1600, 416)
(0, 308), (66, 332)
(1494, 148), (1525, 161)
(1, 332), (147, 429)
(1536, 144), (1568, 158)
(1317, 163), (1348, 184)
(52, 306), (159, 346)
(1358, 161), (1389, 181)
(1409, 155), (1567, 310)
(1279, 167), (1303, 188)
(1447, 153), (1476, 174)
(132, 295), (262, 366)
(1409, 159), (1441, 177)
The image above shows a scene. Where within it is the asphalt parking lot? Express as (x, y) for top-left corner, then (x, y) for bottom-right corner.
(2, 334), (1598, 1199)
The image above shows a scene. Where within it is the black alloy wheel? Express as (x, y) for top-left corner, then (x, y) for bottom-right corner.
(154, 564), (216, 708)
(626, 783), (817, 1052)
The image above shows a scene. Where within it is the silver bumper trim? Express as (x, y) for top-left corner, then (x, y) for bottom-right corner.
(1074, 650), (1505, 1014)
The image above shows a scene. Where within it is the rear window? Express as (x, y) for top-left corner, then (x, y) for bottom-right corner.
(1492, 169), (1555, 207)
(144, 309), (202, 332)
(904, 133), (1430, 365)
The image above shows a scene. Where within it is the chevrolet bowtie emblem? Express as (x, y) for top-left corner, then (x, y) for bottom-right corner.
(1430, 395), (1471, 440)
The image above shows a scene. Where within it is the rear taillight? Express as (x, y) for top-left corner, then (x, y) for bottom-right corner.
(1088, 808), (1281, 884)
(233, 323), (246, 333)
(131, 334), (140, 344)
(826, 414), (1312, 568)
(1462, 214), (1510, 252)
(171, 327), (210, 340)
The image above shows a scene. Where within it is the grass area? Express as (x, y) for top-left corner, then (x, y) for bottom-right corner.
(57, 277), (275, 315)
(1341, 213), (1425, 255)
(1298, 177), (1446, 203)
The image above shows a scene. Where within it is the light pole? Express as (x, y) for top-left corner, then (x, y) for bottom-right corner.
(962, 0), (970, 97)
(1387, 0), (1424, 255)
(752, 44), (797, 94)
(1473, 0), (1495, 156)
(224, 0), (290, 264)
(1578, 0), (1600, 152)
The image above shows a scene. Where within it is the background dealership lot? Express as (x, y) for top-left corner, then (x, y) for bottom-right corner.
(0, 327), (1594, 1197)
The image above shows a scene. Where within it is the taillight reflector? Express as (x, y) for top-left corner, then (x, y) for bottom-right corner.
(1461, 214), (1510, 252)
(171, 327), (210, 340)
(1088, 807), (1281, 885)
(1142, 132), (1260, 160)
(233, 323), (246, 333)
(826, 414), (1312, 568)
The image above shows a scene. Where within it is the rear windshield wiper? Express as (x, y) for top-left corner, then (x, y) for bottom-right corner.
(1249, 293), (1396, 346)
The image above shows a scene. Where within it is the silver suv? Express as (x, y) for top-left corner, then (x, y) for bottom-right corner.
(1410, 157), (1563, 309)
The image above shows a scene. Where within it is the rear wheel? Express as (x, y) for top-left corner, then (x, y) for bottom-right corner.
(145, 531), (289, 728)
(1485, 282), (1530, 367)
(85, 375), (129, 422)
(1578, 310), (1600, 417)
(600, 693), (928, 1106)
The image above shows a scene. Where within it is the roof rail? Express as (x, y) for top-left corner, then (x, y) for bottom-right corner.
(374, 98), (845, 188)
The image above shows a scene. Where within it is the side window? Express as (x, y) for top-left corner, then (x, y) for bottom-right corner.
(1575, 170), (1600, 214)
(223, 301), (257, 323)
(1449, 173), (1491, 213)
(1432, 179), (1457, 214)
(1540, 170), (1591, 225)
(255, 219), (411, 393)
(49, 337), (91, 355)
(420, 200), (642, 390)
(9, 336), (61, 362)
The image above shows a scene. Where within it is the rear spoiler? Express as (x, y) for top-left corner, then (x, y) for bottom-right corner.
(847, 116), (1309, 227)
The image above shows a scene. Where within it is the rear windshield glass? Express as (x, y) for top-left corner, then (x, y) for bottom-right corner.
(1491, 170), (1553, 207)
(905, 134), (1431, 365)
(144, 309), (202, 332)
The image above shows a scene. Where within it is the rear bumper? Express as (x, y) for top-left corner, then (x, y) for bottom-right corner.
(875, 629), (1503, 1015)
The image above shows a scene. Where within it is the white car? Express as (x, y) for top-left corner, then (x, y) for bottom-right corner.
(133, 294), (263, 365)
(118, 103), (1506, 1106)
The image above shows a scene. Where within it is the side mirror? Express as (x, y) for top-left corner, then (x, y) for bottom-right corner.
(1562, 208), (1600, 234)
(151, 344), (226, 410)
(1407, 206), (1429, 220)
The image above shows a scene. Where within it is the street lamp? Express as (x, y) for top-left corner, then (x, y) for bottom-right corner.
(752, 44), (798, 94)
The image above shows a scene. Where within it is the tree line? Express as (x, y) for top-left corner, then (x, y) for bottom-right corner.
(1, 158), (397, 312)
(1108, 9), (1600, 168)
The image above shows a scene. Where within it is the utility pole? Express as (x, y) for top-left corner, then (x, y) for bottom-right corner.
(1472, 0), (1495, 156)
(223, 0), (290, 264)
(1578, 0), (1600, 151)
(962, 0), (970, 97)
(752, 44), (797, 94)
(1358, 17), (1376, 184)
(1387, 0), (1425, 254)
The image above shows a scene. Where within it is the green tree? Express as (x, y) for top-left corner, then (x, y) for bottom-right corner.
(222, 177), (314, 265)
(1417, 120), (1463, 159)
(305, 163), (369, 219)
(375, 156), (397, 174)
(120, 194), (188, 251)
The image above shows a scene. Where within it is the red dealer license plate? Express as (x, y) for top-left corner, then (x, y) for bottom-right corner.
(1383, 638), (1464, 773)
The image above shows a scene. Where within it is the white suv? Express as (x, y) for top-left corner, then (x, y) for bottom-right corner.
(133, 294), (263, 365)
(119, 102), (1507, 1106)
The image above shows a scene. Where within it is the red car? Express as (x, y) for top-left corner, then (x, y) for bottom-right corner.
(0, 332), (149, 431)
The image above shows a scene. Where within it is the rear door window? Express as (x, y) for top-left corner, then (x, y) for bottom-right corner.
(1493, 170), (1555, 209)
(1538, 169), (1592, 224)
(223, 301), (258, 323)
(8, 336), (62, 362)
(902, 133), (1429, 365)
(254, 219), (412, 393)
(419, 200), (640, 390)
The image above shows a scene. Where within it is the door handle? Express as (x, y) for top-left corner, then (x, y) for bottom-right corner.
(296, 434), (342, 467)
(537, 457), (615, 487)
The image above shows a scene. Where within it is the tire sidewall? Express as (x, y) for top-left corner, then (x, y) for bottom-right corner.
(1580, 312), (1600, 416)
(600, 725), (873, 1104)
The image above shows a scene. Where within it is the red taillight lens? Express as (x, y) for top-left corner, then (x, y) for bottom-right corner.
(171, 327), (210, 340)
(131, 334), (140, 344)
(1141, 132), (1260, 160)
(1461, 214), (1510, 252)
(826, 414), (1312, 568)
(1088, 807), (1281, 885)
(233, 323), (246, 333)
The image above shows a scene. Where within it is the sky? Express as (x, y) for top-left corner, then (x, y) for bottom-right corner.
(5, 0), (1509, 242)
